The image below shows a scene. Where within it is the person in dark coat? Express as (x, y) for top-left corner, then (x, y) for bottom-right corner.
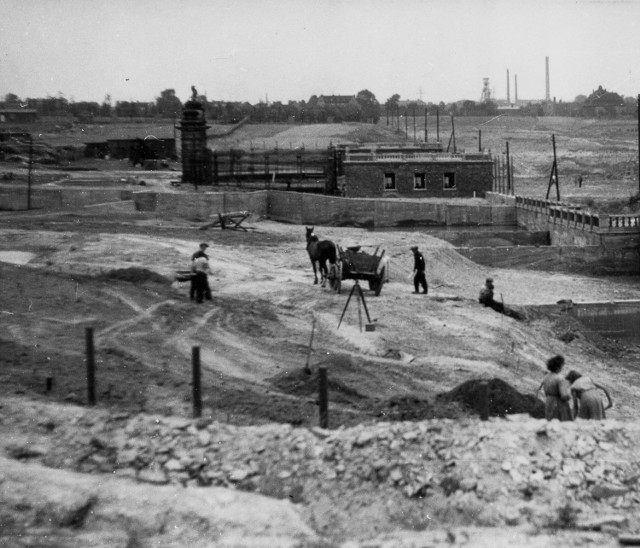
(479, 277), (525, 320)
(410, 246), (428, 294)
(479, 278), (504, 312)
(190, 243), (212, 302)
(192, 255), (212, 304)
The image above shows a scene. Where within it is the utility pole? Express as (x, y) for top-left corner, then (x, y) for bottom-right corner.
(436, 108), (440, 142)
(424, 107), (428, 143)
(27, 134), (33, 210)
(637, 94), (639, 193)
(451, 115), (456, 153)
(412, 105), (416, 142)
(506, 141), (511, 194)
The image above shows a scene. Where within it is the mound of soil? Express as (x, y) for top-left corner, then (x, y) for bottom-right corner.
(99, 267), (169, 284)
(437, 378), (545, 418)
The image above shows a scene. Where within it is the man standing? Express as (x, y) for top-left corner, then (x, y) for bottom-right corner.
(192, 242), (209, 261)
(190, 243), (212, 302)
(410, 246), (428, 294)
(192, 255), (212, 304)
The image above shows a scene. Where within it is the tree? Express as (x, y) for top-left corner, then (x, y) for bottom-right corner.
(4, 93), (20, 106)
(156, 89), (182, 118)
(386, 94), (400, 107)
(356, 89), (380, 123)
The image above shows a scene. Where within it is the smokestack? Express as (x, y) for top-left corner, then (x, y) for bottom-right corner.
(507, 69), (510, 105)
(515, 74), (518, 105)
(545, 56), (550, 101)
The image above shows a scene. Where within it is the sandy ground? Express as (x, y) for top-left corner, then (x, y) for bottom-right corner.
(3, 203), (640, 546)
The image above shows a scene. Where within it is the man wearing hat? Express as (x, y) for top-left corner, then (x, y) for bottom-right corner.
(410, 246), (428, 294)
(190, 243), (212, 302)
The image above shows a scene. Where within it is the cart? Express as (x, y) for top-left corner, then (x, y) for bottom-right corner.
(329, 245), (389, 296)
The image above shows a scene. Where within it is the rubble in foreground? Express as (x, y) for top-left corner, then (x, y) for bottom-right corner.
(2, 397), (640, 546)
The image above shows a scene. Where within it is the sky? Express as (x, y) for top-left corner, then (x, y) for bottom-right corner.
(1, 0), (639, 105)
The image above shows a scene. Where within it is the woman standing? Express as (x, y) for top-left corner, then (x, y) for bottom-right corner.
(538, 355), (573, 421)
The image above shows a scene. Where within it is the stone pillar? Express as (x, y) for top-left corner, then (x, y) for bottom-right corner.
(179, 87), (210, 188)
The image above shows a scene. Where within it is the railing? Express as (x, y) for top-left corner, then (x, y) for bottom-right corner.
(514, 195), (640, 232)
(608, 215), (640, 228)
(343, 152), (492, 163)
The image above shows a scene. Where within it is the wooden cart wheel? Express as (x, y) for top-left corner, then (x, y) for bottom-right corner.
(330, 263), (342, 293)
(373, 266), (385, 296)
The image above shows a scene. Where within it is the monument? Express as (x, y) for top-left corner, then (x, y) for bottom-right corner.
(178, 86), (210, 188)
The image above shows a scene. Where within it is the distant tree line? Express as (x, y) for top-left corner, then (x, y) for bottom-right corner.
(1, 85), (636, 123)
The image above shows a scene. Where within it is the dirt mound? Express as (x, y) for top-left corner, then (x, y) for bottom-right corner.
(438, 378), (545, 418)
(99, 267), (169, 284)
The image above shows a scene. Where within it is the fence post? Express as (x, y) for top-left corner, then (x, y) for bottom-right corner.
(479, 380), (489, 420)
(192, 346), (202, 418)
(85, 327), (96, 406)
(318, 366), (328, 428)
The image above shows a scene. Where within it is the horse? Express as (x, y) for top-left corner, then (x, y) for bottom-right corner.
(305, 226), (337, 287)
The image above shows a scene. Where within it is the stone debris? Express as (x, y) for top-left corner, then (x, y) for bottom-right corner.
(3, 398), (640, 539)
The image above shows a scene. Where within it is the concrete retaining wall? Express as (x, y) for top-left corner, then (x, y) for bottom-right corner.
(457, 244), (640, 275)
(534, 301), (640, 341)
(0, 187), (131, 211)
(266, 191), (513, 228)
(134, 190), (268, 220)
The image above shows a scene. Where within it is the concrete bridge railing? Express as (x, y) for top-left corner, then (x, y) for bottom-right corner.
(514, 195), (640, 234)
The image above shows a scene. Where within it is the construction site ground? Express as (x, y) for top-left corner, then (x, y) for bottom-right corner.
(3, 180), (640, 547)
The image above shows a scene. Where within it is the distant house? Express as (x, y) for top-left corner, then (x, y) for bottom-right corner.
(0, 109), (38, 124)
(338, 144), (493, 198)
(581, 86), (625, 118)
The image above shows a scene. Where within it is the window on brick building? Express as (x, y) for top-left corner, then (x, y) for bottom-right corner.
(414, 173), (426, 190)
(384, 173), (396, 190)
(443, 172), (456, 190)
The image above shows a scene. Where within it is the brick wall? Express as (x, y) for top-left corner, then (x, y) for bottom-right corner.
(343, 161), (493, 198)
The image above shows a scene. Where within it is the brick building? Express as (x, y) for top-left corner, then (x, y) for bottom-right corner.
(341, 148), (494, 198)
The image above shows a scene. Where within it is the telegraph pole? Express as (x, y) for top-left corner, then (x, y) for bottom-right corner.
(27, 134), (33, 210)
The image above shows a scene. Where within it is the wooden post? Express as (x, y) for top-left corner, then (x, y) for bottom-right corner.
(192, 346), (202, 418)
(510, 154), (515, 195)
(304, 317), (316, 374)
(478, 129), (482, 152)
(479, 380), (489, 420)
(318, 366), (328, 428)
(85, 327), (96, 406)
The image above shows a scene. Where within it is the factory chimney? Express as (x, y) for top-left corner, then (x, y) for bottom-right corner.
(545, 56), (550, 101)
(515, 74), (518, 105)
(507, 69), (510, 105)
